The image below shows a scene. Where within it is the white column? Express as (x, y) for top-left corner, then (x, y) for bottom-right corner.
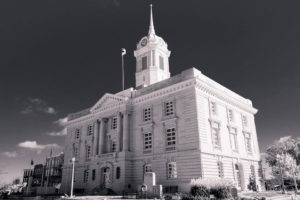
(99, 118), (105, 154)
(93, 120), (99, 156)
(122, 112), (129, 152)
(117, 112), (122, 152)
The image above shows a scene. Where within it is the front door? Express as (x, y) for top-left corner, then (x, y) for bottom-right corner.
(235, 164), (242, 189)
(102, 167), (111, 188)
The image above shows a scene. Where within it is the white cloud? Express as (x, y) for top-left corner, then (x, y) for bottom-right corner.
(54, 117), (68, 126)
(18, 140), (59, 151)
(47, 128), (67, 137)
(1, 151), (17, 158)
(20, 97), (57, 115)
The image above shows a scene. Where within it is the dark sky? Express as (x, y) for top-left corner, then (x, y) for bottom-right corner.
(1, 0), (300, 183)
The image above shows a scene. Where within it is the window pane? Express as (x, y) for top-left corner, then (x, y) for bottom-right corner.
(142, 57), (147, 70)
(159, 56), (164, 70)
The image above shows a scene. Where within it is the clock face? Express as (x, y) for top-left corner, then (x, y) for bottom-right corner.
(141, 38), (147, 46)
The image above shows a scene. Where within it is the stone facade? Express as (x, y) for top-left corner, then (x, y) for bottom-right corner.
(61, 5), (262, 195)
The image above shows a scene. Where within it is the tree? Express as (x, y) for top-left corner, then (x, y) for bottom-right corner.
(265, 136), (300, 194)
(12, 178), (20, 185)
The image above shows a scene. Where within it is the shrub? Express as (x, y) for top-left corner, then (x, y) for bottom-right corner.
(190, 185), (209, 197)
(190, 178), (236, 199)
(210, 186), (231, 199)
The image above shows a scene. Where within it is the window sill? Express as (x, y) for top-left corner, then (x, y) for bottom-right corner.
(139, 121), (154, 127)
(213, 145), (222, 150)
(165, 146), (176, 151)
(143, 150), (152, 154)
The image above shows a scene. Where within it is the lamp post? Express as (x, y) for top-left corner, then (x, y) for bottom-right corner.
(70, 157), (75, 198)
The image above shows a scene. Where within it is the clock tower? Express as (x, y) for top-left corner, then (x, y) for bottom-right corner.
(134, 5), (171, 88)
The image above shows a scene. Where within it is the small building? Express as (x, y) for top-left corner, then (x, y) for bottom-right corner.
(44, 152), (64, 188)
(32, 164), (44, 187)
(22, 169), (33, 186)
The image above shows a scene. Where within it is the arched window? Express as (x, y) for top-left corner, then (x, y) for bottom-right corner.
(116, 167), (121, 179)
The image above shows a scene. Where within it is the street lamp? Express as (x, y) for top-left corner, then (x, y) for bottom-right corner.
(70, 157), (75, 198)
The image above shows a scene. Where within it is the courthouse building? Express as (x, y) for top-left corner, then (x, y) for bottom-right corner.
(61, 5), (262, 194)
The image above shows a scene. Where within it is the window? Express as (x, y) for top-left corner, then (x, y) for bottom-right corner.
(86, 145), (91, 159)
(217, 161), (224, 178)
(244, 132), (252, 153)
(116, 167), (121, 179)
(164, 101), (174, 116)
(87, 125), (93, 135)
(228, 109), (234, 122)
(142, 56), (147, 70)
(111, 117), (117, 129)
(229, 127), (238, 151)
(83, 170), (89, 183)
(164, 186), (178, 194)
(144, 132), (152, 151)
(144, 164), (152, 173)
(210, 101), (217, 116)
(159, 56), (164, 70)
(166, 128), (176, 150)
(167, 162), (177, 179)
(230, 133), (238, 151)
(250, 165), (255, 179)
(111, 140), (117, 152)
(211, 125), (221, 148)
(143, 107), (152, 122)
(72, 143), (79, 157)
(242, 115), (248, 127)
(75, 129), (80, 139)
(235, 164), (241, 187)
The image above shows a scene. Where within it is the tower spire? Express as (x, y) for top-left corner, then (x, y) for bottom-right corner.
(148, 4), (156, 36)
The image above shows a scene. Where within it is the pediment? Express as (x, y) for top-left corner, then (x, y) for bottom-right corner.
(90, 93), (127, 112)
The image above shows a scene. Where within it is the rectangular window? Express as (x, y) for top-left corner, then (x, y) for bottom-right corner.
(83, 170), (89, 183)
(242, 115), (248, 127)
(212, 127), (221, 147)
(142, 56), (147, 70)
(228, 127), (238, 151)
(73, 144), (79, 158)
(144, 164), (152, 173)
(86, 145), (91, 159)
(144, 132), (152, 151)
(164, 101), (174, 116)
(87, 124), (93, 135)
(92, 169), (96, 181)
(111, 140), (117, 152)
(217, 161), (224, 178)
(143, 107), (152, 122)
(210, 101), (217, 116)
(75, 129), (80, 139)
(159, 56), (164, 70)
(167, 162), (177, 179)
(230, 133), (238, 151)
(250, 165), (255, 179)
(228, 109), (234, 122)
(166, 128), (176, 150)
(244, 132), (252, 153)
(111, 117), (117, 129)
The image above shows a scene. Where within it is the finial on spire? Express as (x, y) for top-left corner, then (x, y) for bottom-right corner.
(148, 4), (156, 36)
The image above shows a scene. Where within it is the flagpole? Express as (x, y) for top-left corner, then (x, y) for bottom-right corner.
(121, 48), (126, 91)
(122, 53), (124, 91)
